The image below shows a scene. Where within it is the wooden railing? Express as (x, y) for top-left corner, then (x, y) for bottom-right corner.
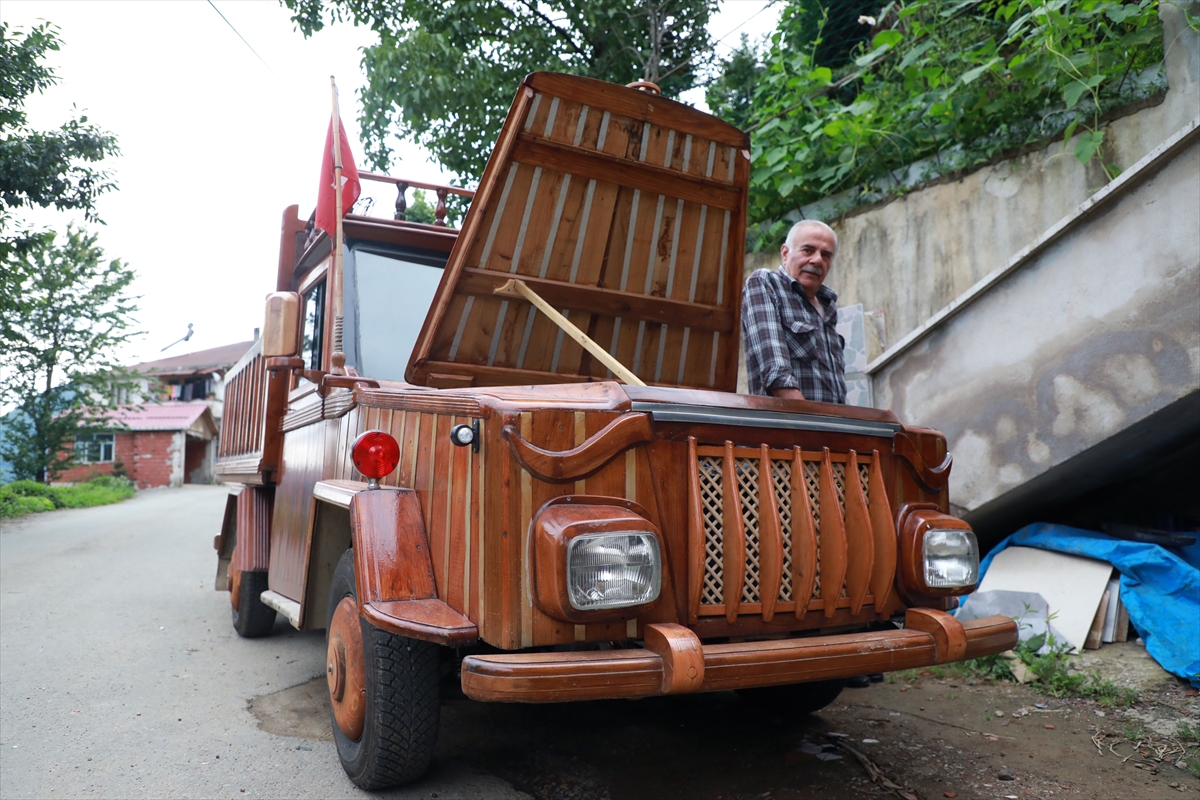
(215, 338), (286, 484)
(358, 172), (475, 227)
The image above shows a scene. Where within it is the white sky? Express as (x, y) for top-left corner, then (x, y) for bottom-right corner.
(3, 0), (780, 365)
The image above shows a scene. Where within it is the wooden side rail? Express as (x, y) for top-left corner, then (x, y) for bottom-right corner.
(215, 337), (287, 483)
(460, 611), (1017, 703)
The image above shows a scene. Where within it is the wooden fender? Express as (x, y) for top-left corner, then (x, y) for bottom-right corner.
(348, 488), (478, 645)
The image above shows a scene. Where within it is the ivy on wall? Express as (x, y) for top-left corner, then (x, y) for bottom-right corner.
(710, 0), (1167, 243)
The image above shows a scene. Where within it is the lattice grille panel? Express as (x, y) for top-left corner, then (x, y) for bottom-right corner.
(771, 459), (793, 602)
(695, 450), (875, 613)
(698, 457), (723, 606)
(735, 458), (761, 604)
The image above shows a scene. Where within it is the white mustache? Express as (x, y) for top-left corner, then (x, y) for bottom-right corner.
(800, 265), (824, 276)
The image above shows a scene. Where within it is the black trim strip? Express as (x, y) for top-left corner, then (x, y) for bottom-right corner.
(630, 402), (900, 438)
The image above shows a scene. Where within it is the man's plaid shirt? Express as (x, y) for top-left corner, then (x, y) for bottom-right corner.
(741, 267), (847, 403)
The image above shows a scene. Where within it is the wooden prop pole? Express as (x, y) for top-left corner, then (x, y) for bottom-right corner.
(493, 278), (645, 386)
(330, 76), (346, 374)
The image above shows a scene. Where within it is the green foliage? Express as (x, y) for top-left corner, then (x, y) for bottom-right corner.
(715, 0), (1165, 235)
(406, 189), (437, 225)
(285, 0), (716, 180)
(0, 22), (120, 257)
(0, 474), (134, 518)
(0, 227), (140, 483)
(1177, 721), (1200, 744)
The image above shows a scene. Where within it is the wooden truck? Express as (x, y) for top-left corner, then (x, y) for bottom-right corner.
(213, 73), (1017, 790)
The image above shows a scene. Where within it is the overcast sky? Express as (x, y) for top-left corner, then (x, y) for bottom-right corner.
(4, 0), (780, 365)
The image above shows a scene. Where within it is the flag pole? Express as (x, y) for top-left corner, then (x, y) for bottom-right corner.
(329, 75), (346, 375)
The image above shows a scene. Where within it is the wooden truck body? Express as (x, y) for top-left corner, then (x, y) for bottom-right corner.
(214, 73), (1017, 789)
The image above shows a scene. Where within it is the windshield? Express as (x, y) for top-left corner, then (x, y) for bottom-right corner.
(345, 247), (445, 382)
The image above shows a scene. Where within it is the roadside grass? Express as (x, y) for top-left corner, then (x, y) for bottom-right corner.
(0, 475), (135, 519)
(890, 640), (1138, 707)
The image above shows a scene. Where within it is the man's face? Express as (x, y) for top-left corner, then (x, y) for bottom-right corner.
(781, 225), (837, 300)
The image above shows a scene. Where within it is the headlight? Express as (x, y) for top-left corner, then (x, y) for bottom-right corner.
(923, 529), (979, 588)
(567, 533), (661, 610)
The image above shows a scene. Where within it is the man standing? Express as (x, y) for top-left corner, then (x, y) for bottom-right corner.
(742, 220), (846, 403)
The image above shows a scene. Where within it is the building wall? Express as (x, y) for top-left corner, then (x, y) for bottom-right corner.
(59, 430), (187, 489)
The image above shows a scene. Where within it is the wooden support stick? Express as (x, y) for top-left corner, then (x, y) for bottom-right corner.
(493, 278), (645, 386)
(330, 76), (346, 374)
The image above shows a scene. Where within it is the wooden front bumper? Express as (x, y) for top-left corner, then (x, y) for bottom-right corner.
(460, 610), (1017, 703)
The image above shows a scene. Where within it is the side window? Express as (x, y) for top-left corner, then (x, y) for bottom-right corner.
(301, 280), (326, 373)
(74, 433), (114, 464)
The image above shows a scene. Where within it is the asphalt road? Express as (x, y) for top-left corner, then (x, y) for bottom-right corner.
(0, 486), (524, 800)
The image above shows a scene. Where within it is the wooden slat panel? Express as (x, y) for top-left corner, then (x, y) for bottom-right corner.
(842, 450), (875, 615)
(868, 450), (897, 612)
(790, 446), (819, 618)
(757, 444), (783, 622)
(721, 441), (744, 624)
(818, 448), (848, 619)
(686, 436), (704, 623)
(511, 135), (740, 211)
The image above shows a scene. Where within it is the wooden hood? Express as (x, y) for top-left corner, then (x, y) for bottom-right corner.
(406, 72), (750, 391)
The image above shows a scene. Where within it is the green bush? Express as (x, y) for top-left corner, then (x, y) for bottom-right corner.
(0, 475), (136, 518)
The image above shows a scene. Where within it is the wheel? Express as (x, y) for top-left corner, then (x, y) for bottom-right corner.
(326, 549), (440, 789)
(230, 567), (276, 638)
(737, 679), (845, 716)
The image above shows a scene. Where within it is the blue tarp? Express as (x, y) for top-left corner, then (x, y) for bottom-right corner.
(977, 523), (1200, 687)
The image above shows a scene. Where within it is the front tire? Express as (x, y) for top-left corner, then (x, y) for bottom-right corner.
(230, 568), (276, 638)
(327, 549), (440, 789)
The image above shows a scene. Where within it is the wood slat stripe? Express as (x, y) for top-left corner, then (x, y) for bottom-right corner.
(819, 448), (848, 619)
(868, 450), (897, 611)
(757, 444), (784, 622)
(686, 436), (704, 623)
(721, 441), (745, 623)
(842, 450), (875, 615)
(790, 446), (819, 618)
(511, 135), (741, 212)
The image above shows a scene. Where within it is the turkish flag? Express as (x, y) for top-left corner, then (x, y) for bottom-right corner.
(315, 115), (361, 235)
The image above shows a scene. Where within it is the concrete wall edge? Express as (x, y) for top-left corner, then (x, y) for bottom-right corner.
(863, 116), (1200, 377)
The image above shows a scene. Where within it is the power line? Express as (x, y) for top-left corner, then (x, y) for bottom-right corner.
(207, 0), (276, 75)
(659, 0), (780, 84)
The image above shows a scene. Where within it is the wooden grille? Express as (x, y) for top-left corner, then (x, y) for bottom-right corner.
(217, 338), (266, 460)
(686, 439), (897, 623)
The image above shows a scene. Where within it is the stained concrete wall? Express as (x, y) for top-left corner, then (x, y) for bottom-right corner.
(872, 122), (1199, 518)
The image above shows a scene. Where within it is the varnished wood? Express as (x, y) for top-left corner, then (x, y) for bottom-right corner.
(643, 623), (704, 693)
(362, 598), (478, 645)
(459, 613), (1017, 702)
(790, 446), (819, 619)
(904, 608), (968, 662)
(867, 450), (897, 611)
(459, 269), (733, 332)
(818, 448), (848, 619)
(502, 413), (651, 482)
(349, 488), (436, 605)
(721, 440), (744, 624)
(893, 429), (953, 493)
(841, 450), (874, 616)
(511, 134), (741, 211)
(686, 437), (704, 623)
(756, 444), (783, 622)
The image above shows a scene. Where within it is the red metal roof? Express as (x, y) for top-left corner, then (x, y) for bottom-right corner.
(131, 341), (254, 375)
(96, 402), (217, 433)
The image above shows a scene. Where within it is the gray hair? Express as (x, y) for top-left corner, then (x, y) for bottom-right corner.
(785, 219), (838, 254)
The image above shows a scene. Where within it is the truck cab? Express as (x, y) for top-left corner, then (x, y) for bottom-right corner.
(214, 72), (1017, 790)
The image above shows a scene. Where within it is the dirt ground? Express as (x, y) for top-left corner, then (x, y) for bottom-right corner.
(253, 642), (1199, 799)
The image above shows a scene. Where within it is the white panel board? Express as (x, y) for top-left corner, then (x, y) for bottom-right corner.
(977, 547), (1114, 652)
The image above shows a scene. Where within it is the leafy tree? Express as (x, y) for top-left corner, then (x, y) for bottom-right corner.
(0, 227), (140, 483)
(728, 0), (1164, 239)
(0, 22), (120, 258)
(285, 0), (716, 179)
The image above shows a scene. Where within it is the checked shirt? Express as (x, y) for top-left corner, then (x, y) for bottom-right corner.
(741, 267), (847, 403)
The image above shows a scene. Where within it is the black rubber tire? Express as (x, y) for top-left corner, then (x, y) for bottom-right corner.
(327, 549), (440, 790)
(737, 679), (845, 716)
(231, 569), (276, 638)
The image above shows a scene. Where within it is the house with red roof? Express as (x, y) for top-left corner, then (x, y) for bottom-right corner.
(56, 340), (253, 488)
(59, 402), (219, 488)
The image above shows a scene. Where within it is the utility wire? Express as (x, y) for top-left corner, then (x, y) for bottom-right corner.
(658, 0), (781, 85)
(207, 0), (276, 75)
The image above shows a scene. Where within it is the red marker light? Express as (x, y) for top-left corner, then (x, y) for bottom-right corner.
(351, 430), (399, 484)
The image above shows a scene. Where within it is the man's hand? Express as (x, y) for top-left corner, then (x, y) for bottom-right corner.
(770, 387), (806, 401)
